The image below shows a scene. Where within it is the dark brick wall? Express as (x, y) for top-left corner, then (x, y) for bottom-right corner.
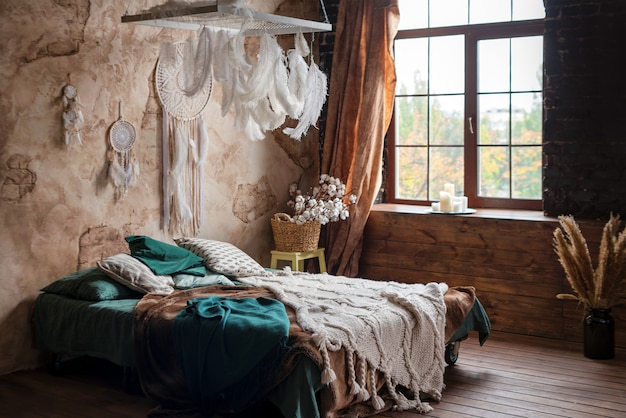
(543, 0), (626, 219)
(318, 0), (626, 220)
(317, 0), (339, 169)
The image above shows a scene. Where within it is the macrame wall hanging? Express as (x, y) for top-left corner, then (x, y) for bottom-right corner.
(62, 84), (84, 148)
(108, 102), (139, 200)
(152, 4), (329, 235)
(156, 31), (213, 236)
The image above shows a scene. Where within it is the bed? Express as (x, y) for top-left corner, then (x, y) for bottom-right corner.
(32, 235), (490, 417)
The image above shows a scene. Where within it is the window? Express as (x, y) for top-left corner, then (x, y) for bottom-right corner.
(388, 0), (545, 210)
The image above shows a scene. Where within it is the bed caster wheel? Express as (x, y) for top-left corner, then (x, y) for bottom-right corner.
(445, 342), (460, 366)
(46, 352), (63, 375)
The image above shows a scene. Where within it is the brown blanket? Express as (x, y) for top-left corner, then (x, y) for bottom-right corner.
(133, 285), (476, 417)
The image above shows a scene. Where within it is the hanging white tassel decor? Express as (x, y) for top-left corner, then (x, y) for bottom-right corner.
(156, 29), (214, 236)
(62, 84), (84, 148)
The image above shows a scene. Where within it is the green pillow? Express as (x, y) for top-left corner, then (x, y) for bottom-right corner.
(126, 235), (206, 276)
(41, 267), (143, 301)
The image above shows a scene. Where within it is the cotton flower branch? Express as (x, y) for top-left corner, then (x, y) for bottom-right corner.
(287, 174), (357, 225)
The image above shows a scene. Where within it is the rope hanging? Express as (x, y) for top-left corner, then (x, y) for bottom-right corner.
(156, 34), (212, 236)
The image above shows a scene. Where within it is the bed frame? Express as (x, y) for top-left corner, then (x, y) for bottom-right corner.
(33, 277), (490, 416)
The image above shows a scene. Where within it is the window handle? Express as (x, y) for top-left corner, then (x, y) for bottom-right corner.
(468, 116), (474, 134)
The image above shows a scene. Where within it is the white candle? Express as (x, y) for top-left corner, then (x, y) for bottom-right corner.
(452, 197), (462, 213)
(444, 183), (455, 196)
(439, 191), (453, 212)
(431, 202), (440, 212)
(461, 196), (468, 212)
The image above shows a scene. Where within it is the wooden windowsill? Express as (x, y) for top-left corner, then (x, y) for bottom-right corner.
(371, 203), (556, 222)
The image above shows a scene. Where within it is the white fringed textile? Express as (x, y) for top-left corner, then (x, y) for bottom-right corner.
(161, 112), (210, 236)
(157, 30), (213, 236)
(238, 272), (448, 414)
(156, 24), (329, 231)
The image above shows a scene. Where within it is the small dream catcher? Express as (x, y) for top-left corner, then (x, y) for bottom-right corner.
(62, 84), (84, 148)
(108, 101), (139, 200)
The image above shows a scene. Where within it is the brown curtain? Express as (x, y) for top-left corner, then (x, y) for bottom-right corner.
(320, 0), (400, 277)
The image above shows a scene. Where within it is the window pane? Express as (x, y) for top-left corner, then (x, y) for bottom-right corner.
(429, 147), (464, 201)
(478, 38), (510, 93)
(398, 0), (428, 30)
(470, 0), (511, 24)
(479, 93), (510, 145)
(479, 146), (510, 198)
(511, 93), (542, 145)
(391, 5), (543, 209)
(513, 0), (545, 21)
(511, 36), (543, 91)
(396, 147), (428, 200)
(396, 97), (428, 146)
(430, 0), (468, 28)
(430, 95), (464, 145)
(430, 35), (465, 94)
(395, 38), (428, 95)
(512, 146), (542, 199)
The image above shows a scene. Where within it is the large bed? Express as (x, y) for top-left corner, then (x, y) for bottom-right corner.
(32, 235), (490, 417)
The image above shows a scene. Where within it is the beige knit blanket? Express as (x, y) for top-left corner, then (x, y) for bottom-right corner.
(239, 272), (448, 413)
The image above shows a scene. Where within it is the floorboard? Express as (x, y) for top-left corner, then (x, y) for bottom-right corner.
(1, 331), (624, 417)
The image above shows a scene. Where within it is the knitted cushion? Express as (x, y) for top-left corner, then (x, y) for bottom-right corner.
(174, 238), (268, 278)
(97, 253), (175, 295)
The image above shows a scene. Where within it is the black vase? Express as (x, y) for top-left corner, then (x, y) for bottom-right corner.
(583, 308), (615, 360)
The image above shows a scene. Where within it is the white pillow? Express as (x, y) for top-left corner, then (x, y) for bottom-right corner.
(172, 272), (236, 289)
(97, 253), (175, 295)
(174, 238), (268, 278)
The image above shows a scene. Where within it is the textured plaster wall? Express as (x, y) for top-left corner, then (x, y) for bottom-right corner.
(0, 0), (321, 374)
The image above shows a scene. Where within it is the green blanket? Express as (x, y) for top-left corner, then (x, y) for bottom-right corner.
(447, 297), (491, 345)
(173, 296), (290, 415)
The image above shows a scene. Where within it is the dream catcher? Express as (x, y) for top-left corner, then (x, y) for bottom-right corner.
(62, 84), (84, 148)
(156, 27), (212, 236)
(108, 101), (139, 200)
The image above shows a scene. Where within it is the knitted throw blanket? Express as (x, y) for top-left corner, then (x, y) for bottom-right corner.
(238, 272), (448, 413)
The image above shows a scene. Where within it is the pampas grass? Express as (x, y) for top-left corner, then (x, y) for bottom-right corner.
(554, 214), (626, 309)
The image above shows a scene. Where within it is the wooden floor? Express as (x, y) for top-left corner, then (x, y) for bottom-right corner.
(1, 331), (624, 418)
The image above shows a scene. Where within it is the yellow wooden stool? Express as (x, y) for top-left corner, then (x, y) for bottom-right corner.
(270, 248), (327, 273)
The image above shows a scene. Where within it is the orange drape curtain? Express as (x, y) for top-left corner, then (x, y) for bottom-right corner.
(320, 0), (400, 277)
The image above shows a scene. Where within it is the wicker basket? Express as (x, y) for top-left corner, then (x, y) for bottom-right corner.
(271, 213), (321, 252)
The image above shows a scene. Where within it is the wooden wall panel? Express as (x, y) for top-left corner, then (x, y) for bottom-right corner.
(359, 205), (625, 348)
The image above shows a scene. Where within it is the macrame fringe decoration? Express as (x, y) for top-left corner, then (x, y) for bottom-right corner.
(155, 18), (329, 233)
(164, 21), (327, 143)
(160, 108), (211, 237)
(156, 31), (213, 236)
(162, 113), (210, 236)
(62, 84), (84, 148)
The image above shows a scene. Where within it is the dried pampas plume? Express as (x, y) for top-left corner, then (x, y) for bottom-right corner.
(554, 213), (626, 309)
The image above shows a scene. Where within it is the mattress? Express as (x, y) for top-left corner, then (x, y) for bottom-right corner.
(32, 293), (139, 367)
